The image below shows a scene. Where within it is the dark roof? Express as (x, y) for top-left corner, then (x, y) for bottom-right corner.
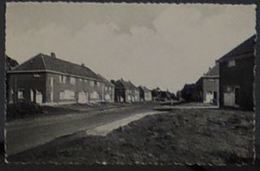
(11, 53), (100, 80)
(182, 83), (196, 90)
(139, 86), (151, 92)
(128, 81), (138, 89)
(97, 74), (114, 87)
(159, 91), (172, 99)
(5, 55), (19, 71)
(203, 64), (219, 77)
(117, 79), (138, 89)
(217, 35), (256, 63)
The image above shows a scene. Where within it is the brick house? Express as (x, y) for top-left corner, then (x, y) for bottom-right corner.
(138, 86), (152, 102)
(180, 83), (197, 102)
(151, 87), (161, 101)
(151, 88), (173, 102)
(179, 64), (219, 105)
(159, 90), (173, 101)
(217, 35), (255, 110)
(194, 78), (203, 102)
(112, 79), (140, 103)
(128, 81), (140, 102)
(198, 64), (220, 105)
(7, 53), (106, 105)
(96, 74), (115, 103)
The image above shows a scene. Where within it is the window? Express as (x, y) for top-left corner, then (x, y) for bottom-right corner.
(79, 78), (83, 82)
(225, 86), (232, 93)
(228, 60), (236, 67)
(33, 74), (40, 78)
(90, 80), (95, 87)
(70, 77), (76, 85)
(97, 81), (100, 87)
(59, 75), (66, 84)
(59, 91), (64, 100)
(60, 90), (75, 100)
(18, 90), (24, 99)
(36, 90), (43, 104)
(90, 91), (99, 99)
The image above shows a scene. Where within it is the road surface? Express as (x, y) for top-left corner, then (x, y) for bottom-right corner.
(5, 104), (159, 156)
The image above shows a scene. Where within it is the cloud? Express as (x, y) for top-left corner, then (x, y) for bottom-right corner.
(6, 2), (166, 34)
(6, 3), (256, 92)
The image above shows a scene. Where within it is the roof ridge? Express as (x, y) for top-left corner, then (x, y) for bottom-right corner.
(14, 53), (102, 80)
(41, 53), (90, 70)
(217, 35), (255, 62)
(42, 53), (95, 70)
(41, 54), (47, 70)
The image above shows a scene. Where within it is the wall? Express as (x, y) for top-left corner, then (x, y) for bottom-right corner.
(7, 72), (47, 103)
(104, 85), (115, 103)
(45, 73), (105, 104)
(219, 55), (254, 110)
(114, 85), (125, 103)
(202, 77), (219, 105)
(121, 88), (140, 103)
(7, 72), (107, 105)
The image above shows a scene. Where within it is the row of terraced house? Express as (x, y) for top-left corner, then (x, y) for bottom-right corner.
(6, 52), (153, 105)
(178, 35), (256, 111)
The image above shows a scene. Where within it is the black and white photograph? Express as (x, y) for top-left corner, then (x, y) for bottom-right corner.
(4, 2), (256, 165)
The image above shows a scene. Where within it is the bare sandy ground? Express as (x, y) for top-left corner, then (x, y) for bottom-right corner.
(86, 111), (167, 136)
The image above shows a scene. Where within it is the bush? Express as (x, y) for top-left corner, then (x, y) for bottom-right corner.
(7, 101), (43, 120)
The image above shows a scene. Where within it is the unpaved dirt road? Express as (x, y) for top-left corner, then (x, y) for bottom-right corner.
(86, 111), (167, 136)
(6, 104), (159, 156)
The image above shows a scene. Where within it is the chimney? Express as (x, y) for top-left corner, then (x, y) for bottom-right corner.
(50, 52), (56, 58)
(81, 63), (85, 67)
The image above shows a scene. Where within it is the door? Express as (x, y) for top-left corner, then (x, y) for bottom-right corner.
(105, 94), (111, 101)
(205, 91), (213, 103)
(235, 87), (240, 106)
(213, 91), (217, 104)
(36, 90), (43, 104)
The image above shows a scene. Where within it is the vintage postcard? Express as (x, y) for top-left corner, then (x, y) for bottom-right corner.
(5, 2), (256, 165)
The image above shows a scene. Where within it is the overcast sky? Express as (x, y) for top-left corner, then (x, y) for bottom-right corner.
(6, 3), (256, 92)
